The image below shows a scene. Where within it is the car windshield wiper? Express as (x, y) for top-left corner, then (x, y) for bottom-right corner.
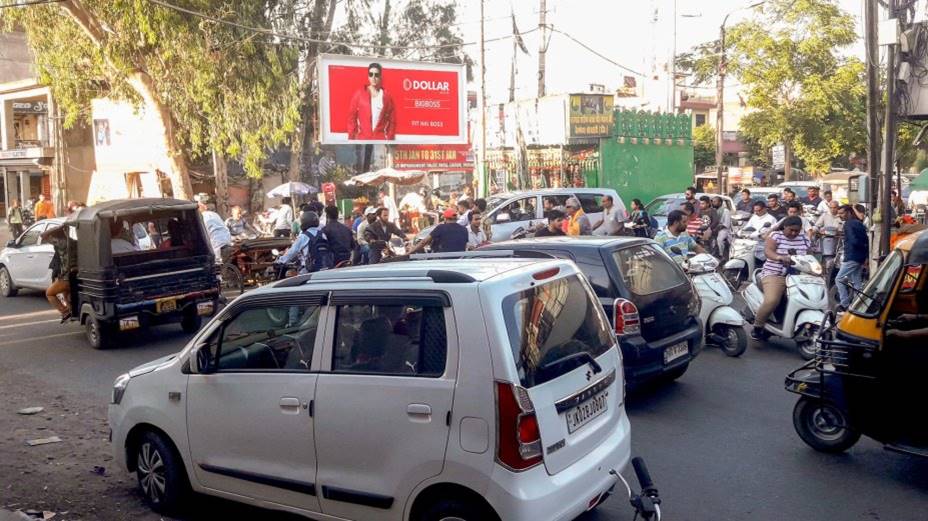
(539, 351), (602, 375)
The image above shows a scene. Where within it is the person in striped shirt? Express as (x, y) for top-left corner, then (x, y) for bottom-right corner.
(751, 216), (811, 340)
(654, 210), (704, 265)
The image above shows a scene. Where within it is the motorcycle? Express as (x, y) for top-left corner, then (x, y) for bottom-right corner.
(722, 222), (772, 289)
(742, 251), (827, 360)
(682, 252), (747, 357)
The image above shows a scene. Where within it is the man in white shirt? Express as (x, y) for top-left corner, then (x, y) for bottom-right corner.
(379, 190), (399, 224)
(466, 211), (489, 250)
(592, 195), (623, 236)
(110, 221), (139, 255)
(817, 190), (834, 214)
(274, 197), (294, 238)
(196, 195), (232, 261)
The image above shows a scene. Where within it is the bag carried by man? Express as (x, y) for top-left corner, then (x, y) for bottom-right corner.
(301, 230), (334, 272)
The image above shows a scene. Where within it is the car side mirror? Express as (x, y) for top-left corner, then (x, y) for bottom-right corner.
(5, 239), (16, 248)
(495, 213), (511, 223)
(670, 246), (682, 255)
(194, 345), (216, 374)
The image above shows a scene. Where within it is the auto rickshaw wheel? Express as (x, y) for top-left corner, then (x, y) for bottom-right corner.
(0, 266), (17, 297)
(85, 315), (113, 350)
(793, 397), (861, 453)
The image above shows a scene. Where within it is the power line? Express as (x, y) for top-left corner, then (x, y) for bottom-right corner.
(147, 0), (537, 52)
(0, 0), (63, 9)
(545, 26), (645, 77)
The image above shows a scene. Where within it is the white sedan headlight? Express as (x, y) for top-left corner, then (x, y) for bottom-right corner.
(111, 373), (131, 405)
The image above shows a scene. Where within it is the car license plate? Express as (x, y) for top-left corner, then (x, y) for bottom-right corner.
(156, 298), (177, 314)
(663, 341), (689, 364)
(566, 391), (609, 434)
(196, 301), (214, 316)
(119, 316), (139, 331)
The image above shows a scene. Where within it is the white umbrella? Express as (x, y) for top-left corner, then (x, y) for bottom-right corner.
(266, 181), (317, 198)
(344, 168), (427, 187)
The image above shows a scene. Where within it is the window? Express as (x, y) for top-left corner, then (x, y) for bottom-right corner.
(502, 275), (614, 388)
(850, 250), (903, 317)
(544, 194), (572, 210)
(213, 304), (321, 371)
(494, 197), (537, 223)
(612, 244), (687, 295)
(645, 197), (685, 217)
(332, 304), (447, 376)
(18, 226), (43, 247)
(577, 194), (604, 214)
(695, 113), (707, 126)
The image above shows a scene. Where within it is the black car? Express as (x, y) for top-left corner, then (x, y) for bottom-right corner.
(480, 237), (703, 386)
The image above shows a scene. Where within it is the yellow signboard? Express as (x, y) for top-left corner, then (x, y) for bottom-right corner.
(569, 94), (615, 138)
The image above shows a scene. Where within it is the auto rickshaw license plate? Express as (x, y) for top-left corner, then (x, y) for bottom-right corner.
(196, 302), (213, 316)
(157, 299), (177, 314)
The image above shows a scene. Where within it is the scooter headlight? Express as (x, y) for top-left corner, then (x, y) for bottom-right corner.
(810, 263), (823, 276)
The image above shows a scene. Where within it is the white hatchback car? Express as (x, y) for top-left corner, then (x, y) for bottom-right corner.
(0, 218), (64, 297)
(109, 258), (630, 520)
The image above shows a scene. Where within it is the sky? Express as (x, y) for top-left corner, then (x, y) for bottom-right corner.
(456, 0), (867, 108)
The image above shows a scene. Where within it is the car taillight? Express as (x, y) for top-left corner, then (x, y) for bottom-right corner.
(613, 298), (640, 336)
(496, 381), (543, 471)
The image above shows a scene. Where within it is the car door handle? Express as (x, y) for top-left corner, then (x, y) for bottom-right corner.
(407, 403), (432, 421)
(279, 397), (301, 414)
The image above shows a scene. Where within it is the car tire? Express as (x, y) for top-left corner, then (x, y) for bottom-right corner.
(135, 430), (190, 515)
(792, 397), (861, 453)
(661, 363), (689, 382)
(715, 324), (747, 357)
(85, 316), (113, 350)
(180, 312), (202, 334)
(415, 498), (499, 521)
(0, 266), (18, 297)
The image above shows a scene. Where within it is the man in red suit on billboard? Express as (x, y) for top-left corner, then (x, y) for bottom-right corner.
(347, 62), (396, 140)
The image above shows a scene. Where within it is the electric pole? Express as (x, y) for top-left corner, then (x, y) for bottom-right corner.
(880, 0), (898, 257)
(715, 18), (727, 195)
(477, 0), (488, 198)
(865, 0), (881, 213)
(537, 0), (547, 97)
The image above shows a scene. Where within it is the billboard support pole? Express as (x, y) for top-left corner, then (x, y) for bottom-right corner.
(477, 0), (488, 198)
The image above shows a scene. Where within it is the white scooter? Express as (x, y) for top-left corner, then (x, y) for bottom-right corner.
(683, 253), (748, 357)
(722, 221), (772, 289)
(741, 252), (828, 360)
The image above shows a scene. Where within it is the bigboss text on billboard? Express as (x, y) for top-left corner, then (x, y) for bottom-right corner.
(318, 54), (467, 145)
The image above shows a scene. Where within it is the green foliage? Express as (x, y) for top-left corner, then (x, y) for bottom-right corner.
(692, 124), (716, 172)
(674, 39), (720, 87)
(726, 0), (862, 176)
(1, 0), (301, 179)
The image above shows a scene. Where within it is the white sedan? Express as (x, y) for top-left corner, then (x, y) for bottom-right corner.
(0, 218), (63, 297)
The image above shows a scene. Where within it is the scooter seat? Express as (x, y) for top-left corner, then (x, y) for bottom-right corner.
(753, 269), (764, 288)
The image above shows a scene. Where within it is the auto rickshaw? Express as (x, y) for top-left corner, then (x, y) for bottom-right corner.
(785, 230), (928, 456)
(61, 198), (220, 349)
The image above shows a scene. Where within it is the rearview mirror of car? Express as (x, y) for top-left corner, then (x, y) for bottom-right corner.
(495, 213), (511, 223)
(195, 345), (215, 374)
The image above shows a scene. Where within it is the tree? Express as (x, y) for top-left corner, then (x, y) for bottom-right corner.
(693, 124), (716, 173)
(3, 0), (301, 199)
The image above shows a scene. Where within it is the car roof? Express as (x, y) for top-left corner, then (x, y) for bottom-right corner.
(651, 192), (732, 200)
(246, 258), (570, 296)
(485, 236), (649, 251)
(492, 187), (619, 199)
(777, 181), (820, 187)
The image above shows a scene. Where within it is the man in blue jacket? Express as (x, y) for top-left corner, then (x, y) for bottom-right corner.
(836, 205), (869, 311)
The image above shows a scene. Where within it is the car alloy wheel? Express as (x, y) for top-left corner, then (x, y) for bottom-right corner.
(138, 442), (167, 505)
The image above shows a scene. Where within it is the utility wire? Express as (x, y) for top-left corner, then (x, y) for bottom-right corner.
(147, 0), (538, 51)
(0, 0), (63, 8)
(545, 26), (645, 77)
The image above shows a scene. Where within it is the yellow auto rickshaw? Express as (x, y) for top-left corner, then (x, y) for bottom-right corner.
(785, 230), (928, 456)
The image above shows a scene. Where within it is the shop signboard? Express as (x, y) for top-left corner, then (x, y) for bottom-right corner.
(772, 144), (785, 169)
(568, 94), (614, 138)
(393, 143), (474, 170)
(318, 54), (467, 145)
(12, 101), (48, 114)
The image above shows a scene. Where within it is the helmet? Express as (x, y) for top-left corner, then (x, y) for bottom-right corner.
(301, 211), (320, 231)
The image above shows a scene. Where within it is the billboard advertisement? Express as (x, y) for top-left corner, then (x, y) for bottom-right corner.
(568, 94), (614, 138)
(393, 144), (474, 171)
(318, 54), (467, 145)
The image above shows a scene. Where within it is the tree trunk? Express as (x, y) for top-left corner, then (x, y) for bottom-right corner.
(783, 140), (793, 182)
(212, 150), (229, 217)
(59, 0), (192, 199)
(287, 0), (338, 182)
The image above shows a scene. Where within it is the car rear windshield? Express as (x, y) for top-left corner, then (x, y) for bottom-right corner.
(612, 244), (687, 295)
(645, 197), (683, 217)
(502, 274), (614, 388)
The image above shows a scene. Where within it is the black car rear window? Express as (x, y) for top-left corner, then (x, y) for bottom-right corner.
(501, 274), (614, 388)
(612, 244), (687, 295)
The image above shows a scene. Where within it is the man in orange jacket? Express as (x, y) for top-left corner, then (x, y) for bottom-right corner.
(34, 193), (55, 220)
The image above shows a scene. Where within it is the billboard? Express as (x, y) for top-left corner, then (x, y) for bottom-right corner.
(318, 54), (467, 145)
(568, 94), (614, 138)
(393, 144), (473, 171)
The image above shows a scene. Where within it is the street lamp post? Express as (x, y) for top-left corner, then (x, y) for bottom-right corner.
(715, 2), (765, 195)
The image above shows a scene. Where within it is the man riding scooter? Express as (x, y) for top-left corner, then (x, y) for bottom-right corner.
(751, 216), (812, 340)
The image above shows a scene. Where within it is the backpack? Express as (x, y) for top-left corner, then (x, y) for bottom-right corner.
(301, 230), (334, 272)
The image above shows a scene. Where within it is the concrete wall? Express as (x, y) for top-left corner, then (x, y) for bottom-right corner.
(0, 32), (34, 84)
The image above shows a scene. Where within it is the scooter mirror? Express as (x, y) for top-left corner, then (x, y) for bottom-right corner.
(762, 222), (772, 228)
(670, 246), (682, 255)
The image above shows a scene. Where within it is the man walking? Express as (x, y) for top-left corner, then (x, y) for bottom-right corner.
(196, 194), (232, 262)
(836, 204), (869, 312)
(323, 205), (356, 266)
(274, 197), (295, 238)
(34, 193), (55, 221)
(6, 199), (24, 238)
(592, 194), (623, 236)
(409, 208), (468, 254)
(565, 197), (591, 236)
